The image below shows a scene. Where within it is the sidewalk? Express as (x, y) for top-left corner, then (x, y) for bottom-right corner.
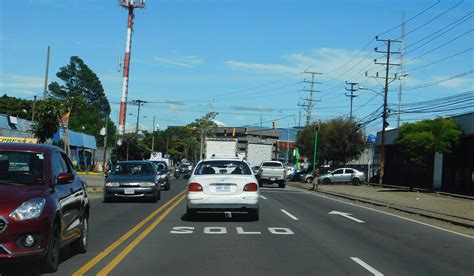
(288, 181), (474, 230)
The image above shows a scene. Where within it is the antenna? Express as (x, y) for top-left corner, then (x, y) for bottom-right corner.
(117, 0), (145, 138)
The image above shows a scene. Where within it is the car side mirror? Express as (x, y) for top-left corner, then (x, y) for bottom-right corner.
(57, 173), (74, 184)
(183, 174), (191, 180)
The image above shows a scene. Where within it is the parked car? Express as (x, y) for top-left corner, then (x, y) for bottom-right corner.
(151, 160), (170, 190)
(104, 161), (161, 202)
(0, 143), (89, 272)
(185, 158), (259, 221)
(290, 166), (312, 181)
(302, 169), (319, 183)
(257, 161), (286, 188)
(318, 168), (365, 185)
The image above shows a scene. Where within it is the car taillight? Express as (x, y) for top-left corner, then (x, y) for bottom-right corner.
(188, 182), (203, 192)
(244, 183), (258, 192)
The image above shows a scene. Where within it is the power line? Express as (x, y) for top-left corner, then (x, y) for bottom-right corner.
(405, 29), (473, 63)
(377, 0), (441, 37)
(405, 12), (473, 52)
(407, 47), (473, 72)
(403, 70), (474, 91)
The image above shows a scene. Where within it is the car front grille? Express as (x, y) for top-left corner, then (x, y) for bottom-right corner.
(0, 216), (7, 233)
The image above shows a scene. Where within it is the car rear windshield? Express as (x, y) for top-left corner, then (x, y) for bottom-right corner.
(195, 160), (252, 175)
(0, 151), (45, 185)
(112, 163), (155, 176)
(261, 162), (282, 167)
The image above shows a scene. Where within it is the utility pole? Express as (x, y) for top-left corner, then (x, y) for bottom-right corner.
(118, 0), (145, 138)
(345, 81), (358, 122)
(32, 96), (37, 122)
(299, 71), (322, 126)
(286, 122), (290, 164)
(102, 115), (109, 173)
(151, 115), (156, 152)
(397, 13), (406, 128)
(43, 45), (51, 99)
(130, 99), (146, 134)
(367, 37), (401, 187)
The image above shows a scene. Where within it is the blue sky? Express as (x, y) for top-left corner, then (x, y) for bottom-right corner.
(1, 0), (473, 135)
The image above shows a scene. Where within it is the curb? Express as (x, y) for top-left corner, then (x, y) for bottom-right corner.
(77, 171), (101, 176)
(288, 182), (474, 229)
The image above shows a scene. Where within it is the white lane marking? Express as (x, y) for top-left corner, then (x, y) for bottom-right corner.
(298, 187), (473, 239)
(204, 227), (227, 234)
(281, 209), (299, 220)
(224, 211), (232, 218)
(329, 211), (365, 223)
(268, 227), (294, 235)
(351, 257), (384, 276)
(170, 226), (194, 234)
(236, 227), (261, 235)
(260, 195), (267, 200)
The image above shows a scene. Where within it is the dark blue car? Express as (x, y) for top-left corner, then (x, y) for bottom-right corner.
(104, 161), (161, 202)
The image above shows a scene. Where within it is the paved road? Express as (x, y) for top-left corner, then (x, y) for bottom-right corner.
(1, 178), (473, 275)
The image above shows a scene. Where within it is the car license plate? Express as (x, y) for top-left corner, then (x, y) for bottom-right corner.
(216, 185), (230, 192)
(124, 188), (135, 195)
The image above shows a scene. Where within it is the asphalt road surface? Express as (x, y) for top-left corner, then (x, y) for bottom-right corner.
(1, 178), (473, 275)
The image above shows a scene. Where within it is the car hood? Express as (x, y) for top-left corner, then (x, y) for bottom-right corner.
(106, 175), (156, 183)
(0, 184), (47, 214)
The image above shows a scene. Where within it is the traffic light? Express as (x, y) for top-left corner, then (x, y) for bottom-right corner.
(272, 120), (276, 129)
(232, 128), (236, 137)
(223, 128), (227, 136)
(244, 127), (248, 135)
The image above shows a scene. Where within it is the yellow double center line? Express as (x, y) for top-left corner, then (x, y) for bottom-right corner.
(73, 190), (186, 276)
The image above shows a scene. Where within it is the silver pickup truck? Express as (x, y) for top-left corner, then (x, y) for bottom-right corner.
(257, 161), (286, 188)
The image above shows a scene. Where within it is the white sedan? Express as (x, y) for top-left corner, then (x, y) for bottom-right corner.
(185, 158), (259, 221)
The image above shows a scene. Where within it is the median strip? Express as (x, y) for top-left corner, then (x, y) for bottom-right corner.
(97, 193), (186, 275)
(73, 189), (186, 276)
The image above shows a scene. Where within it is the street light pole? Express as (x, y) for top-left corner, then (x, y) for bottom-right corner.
(102, 116), (108, 173)
(151, 115), (155, 152)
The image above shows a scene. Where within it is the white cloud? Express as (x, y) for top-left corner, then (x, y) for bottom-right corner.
(224, 61), (300, 75)
(0, 74), (44, 89)
(224, 48), (377, 82)
(154, 54), (203, 68)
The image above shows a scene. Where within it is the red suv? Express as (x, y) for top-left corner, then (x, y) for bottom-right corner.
(0, 143), (90, 272)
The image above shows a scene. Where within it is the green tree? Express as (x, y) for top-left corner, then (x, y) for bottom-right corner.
(395, 118), (462, 166)
(48, 56), (113, 146)
(31, 98), (65, 143)
(0, 94), (33, 120)
(296, 118), (365, 165)
(112, 134), (149, 161)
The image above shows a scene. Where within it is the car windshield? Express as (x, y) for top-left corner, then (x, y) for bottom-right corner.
(112, 163), (155, 176)
(195, 160), (251, 175)
(0, 151), (45, 185)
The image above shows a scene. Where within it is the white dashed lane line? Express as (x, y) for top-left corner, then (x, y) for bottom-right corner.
(281, 209), (299, 221)
(259, 195), (267, 200)
(351, 257), (384, 276)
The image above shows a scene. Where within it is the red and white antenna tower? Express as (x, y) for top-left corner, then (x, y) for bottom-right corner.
(118, 0), (145, 137)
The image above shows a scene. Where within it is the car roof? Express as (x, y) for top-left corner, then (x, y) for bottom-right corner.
(0, 142), (59, 153)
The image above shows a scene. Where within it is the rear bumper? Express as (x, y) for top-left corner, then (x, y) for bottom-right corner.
(187, 192), (259, 210)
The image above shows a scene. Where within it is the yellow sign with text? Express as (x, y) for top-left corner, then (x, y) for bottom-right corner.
(0, 136), (38, 144)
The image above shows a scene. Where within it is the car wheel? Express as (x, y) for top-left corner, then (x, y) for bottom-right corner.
(71, 216), (88, 254)
(42, 224), (60, 273)
(352, 177), (361, 185)
(322, 178), (331, 184)
(278, 181), (286, 188)
(249, 209), (259, 221)
(306, 177), (313, 183)
(186, 207), (196, 219)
